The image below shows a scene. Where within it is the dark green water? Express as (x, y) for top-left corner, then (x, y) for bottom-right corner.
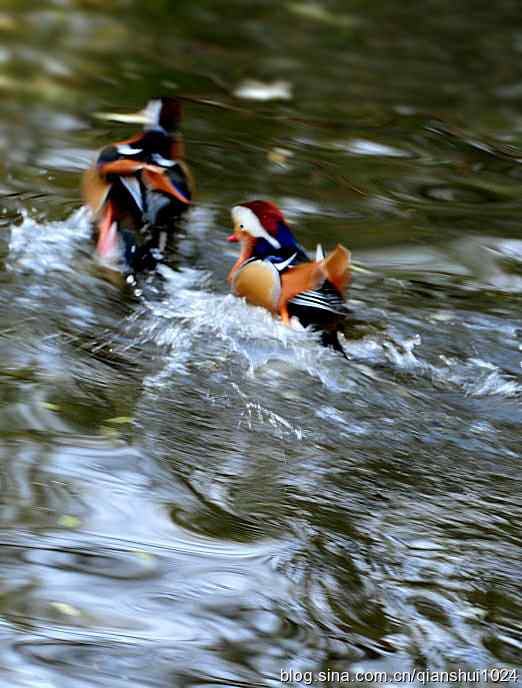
(0, 1), (521, 686)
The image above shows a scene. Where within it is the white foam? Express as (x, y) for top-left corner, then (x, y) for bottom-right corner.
(7, 207), (91, 275)
(138, 265), (360, 393)
(335, 138), (411, 157)
(8, 208), (519, 401)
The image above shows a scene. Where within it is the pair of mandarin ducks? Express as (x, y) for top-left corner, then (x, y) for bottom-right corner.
(82, 97), (351, 354)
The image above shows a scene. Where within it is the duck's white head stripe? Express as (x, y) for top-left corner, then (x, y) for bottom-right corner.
(143, 99), (162, 129)
(231, 205), (281, 249)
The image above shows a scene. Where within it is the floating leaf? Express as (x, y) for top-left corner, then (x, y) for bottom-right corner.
(0, 13), (16, 31)
(0, 75), (19, 91)
(51, 602), (80, 616)
(106, 416), (133, 424)
(42, 402), (60, 411)
(267, 147), (293, 166)
(58, 515), (81, 528)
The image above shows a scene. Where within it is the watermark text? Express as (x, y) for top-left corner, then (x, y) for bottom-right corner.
(280, 667), (520, 684)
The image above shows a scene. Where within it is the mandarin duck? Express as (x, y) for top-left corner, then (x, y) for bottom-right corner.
(227, 200), (351, 354)
(82, 96), (194, 272)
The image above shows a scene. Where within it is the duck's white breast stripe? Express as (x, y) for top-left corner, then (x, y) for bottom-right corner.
(274, 253), (297, 272)
(120, 177), (143, 211)
(117, 145), (143, 155)
(152, 153), (177, 167)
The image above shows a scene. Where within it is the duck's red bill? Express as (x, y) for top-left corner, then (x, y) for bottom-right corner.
(227, 234), (238, 242)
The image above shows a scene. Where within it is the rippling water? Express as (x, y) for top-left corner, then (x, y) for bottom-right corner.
(1, 1), (522, 685)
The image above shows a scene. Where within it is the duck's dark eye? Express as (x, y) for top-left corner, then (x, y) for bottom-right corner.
(239, 224), (244, 229)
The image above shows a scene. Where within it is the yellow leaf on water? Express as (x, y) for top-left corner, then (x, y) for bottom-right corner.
(58, 515), (81, 528)
(0, 13), (17, 31)
(51, 602), (80, 616)
(42, 402), (60, 411)
(106, 416), (133, 424)
(0, 75), (19, 91)
(268, 147), (293, 166)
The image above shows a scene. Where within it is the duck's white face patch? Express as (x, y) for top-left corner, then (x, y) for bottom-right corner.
(231, 205), (281, 249)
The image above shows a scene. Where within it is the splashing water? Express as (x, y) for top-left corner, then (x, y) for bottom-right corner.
(8, 207), (92, 275)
